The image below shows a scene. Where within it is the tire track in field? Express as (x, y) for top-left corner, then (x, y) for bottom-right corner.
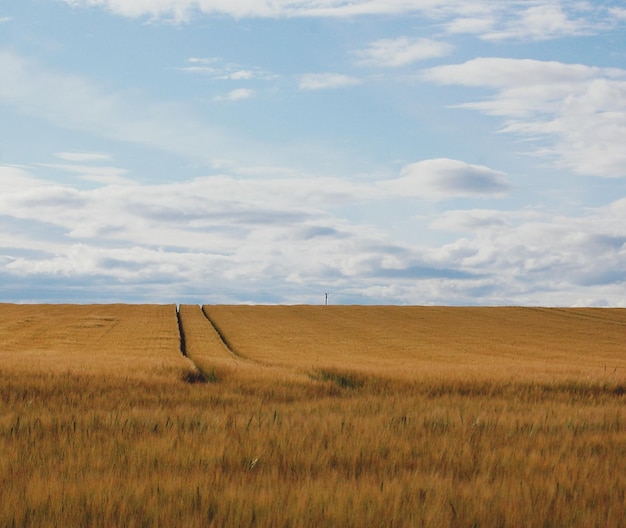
(529, 307), (626, 328)
(178, 304), (267, 376)
(199, 306), (296, 373)
(200, 305), (270, 367)
(191, 305), (368, 383)
(176, 305), (187, 356)
(175, 305), (212, 382)
(200, 305), (250, 363)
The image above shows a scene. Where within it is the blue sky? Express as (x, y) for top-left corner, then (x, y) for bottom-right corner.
(1, 0), (626, 305)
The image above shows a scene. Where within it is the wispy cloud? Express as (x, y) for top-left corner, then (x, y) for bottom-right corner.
(445, 16), (495, 35)
(298, 73), (361, 91)
(0, 50), (293, 172)
(55, 152), (112, 163)
(178, 57), (274, 80)
(609, 7), (626, 20)
(423, 58), (626, 178)
(61, 0), (463, 21)
(355, 37), (453, 68)
(0, 51), (222, 162)
(480, 4), (598, 41)
(213, 88), (256, 102)
(39, 162), (133, 185)
(61, 1), (621, 42)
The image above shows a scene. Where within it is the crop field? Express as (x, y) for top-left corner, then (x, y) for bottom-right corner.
(1, 303), (625, 527)
(0, 304), (183, 376)
(203, 305), (626, 382)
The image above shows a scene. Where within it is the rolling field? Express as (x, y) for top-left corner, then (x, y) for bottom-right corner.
(1, 303), (625, 527)
(203, 305), (626, 382)
(0, 304), (184, 376)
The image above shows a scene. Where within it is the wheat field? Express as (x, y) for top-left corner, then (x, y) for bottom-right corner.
(204, 305), (626, 382)
(0, 303), (184, 376)
(1, 303), (624, 527)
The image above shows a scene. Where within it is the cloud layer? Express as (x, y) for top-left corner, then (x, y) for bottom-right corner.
(355, 37), (453, 67)
(2, 159), (624, 305)
(62, 0), (621, 42)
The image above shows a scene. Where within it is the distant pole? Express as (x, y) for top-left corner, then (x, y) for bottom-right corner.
(325, 292), (329, 306)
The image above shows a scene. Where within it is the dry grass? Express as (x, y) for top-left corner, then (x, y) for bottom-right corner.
(203, 305), (626, 382)
(0, 304), (624, 527)
(0, 303), (184, 377)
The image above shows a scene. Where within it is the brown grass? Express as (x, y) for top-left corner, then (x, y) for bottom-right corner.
(0, 303), (184, 377)
(203, 305), (626, 382)
(1, 304), (624, 527)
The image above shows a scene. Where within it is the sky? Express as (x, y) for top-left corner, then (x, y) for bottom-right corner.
(1, 0), (626, 306)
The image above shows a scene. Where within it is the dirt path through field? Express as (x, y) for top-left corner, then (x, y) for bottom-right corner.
(176, 305), (247, 383)
(179, 304), (321, 386)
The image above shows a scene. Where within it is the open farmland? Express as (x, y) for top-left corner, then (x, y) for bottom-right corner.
(1, 304), (625, 527)
(203, 305), (626, 382)
(0, 304), (184, 377)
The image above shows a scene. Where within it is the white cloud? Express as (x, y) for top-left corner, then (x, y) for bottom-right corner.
(609, 7), (626, 20)
(0, 17), (12, 23)
(223, 70), (255, 80)
(63, 0), (196, 21)
(213, 88), (256, 101)
(187, 57), (215, 64)
(2, 163), (625, 305)
(178, 57), (273, 80)
(61, 0), (466, 20)
(62, 0), (490, 21)
(0, 165), (48, 193)
(39, 162), (133, 185)
(298, 73), (361, 91)
(441, 3), (612, 41)
(482, 4), (592, 41)
(427, 200), (626, 305)
(355, 37), (453, 68)
(384, 158), (511, 199)
(423, 58), (626, 178)
(60, 1), (621, 44)
(445, 16), (494, 35)
(423, 57), (613, 90)
(55, 152), (112, 162)
(0, 164), (390, 299)
(180, 57), (220, 73)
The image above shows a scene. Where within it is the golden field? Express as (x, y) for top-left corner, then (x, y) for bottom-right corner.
(0, 303), (183, 377)
(1, 303), (625, 527)
(204, 305), (626, 382)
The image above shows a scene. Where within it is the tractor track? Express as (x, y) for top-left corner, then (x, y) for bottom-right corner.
(175, 305), (211, 383)
(175, 305), (187, 357)
(200, 305), (243, 361)
(176, 304), (264, 380)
